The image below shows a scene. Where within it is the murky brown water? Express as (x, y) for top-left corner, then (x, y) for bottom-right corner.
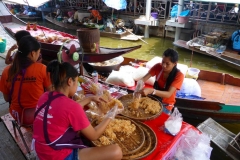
(33, 19), (240, 159)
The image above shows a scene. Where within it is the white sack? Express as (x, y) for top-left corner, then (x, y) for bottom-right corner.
(132, 67), (155, 86)
(106, 70), (135, 87)
(119, 65), (137, 75)
(177, 78), (201, 97)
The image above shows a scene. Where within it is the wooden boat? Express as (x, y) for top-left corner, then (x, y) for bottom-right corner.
(44, 15), (83, 30)
(0, 2), (141, 63)
(16, 14), (41, 20)
(44, 13), (143, 41)
(197, 118), (240, 160)
(173, 40), (240, 71)
(89, 57), (240, 123)
(3, 24), (141, 62)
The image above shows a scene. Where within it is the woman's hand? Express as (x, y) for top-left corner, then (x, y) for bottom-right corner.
(142, 88), (154, 96)
(90, 96), (101, 103)
(10, 44), (18, 51)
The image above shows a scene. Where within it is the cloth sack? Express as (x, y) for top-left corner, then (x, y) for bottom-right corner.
(106, 70), (135, 87)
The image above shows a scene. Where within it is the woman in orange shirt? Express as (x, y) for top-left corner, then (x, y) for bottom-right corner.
(0, 35), (52, 122)
(139, 48), (184, 114)
(87, 6), (103, 24)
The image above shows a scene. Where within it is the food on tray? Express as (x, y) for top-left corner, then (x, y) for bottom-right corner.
(119, 94), (162, 120)
(96, 119), (136, 145)
(92, 59), (120, 66)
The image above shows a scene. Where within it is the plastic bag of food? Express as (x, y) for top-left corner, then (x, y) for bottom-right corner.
(86, 95), (124, 122)
(164, 107), (183, 136)
(80, 76), (103, 95)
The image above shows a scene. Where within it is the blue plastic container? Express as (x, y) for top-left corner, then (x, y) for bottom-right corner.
(151, 12), (158, 19)
(0, 39), (7, 53)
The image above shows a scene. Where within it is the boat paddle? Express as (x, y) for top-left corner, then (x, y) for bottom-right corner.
(116, 20), (148, 44)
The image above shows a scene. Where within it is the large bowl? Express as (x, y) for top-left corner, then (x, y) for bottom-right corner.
(88, 56), (124, 73)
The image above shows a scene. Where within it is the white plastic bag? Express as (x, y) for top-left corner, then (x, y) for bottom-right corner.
(164, 107), (183, 136)
(106, 70), (135, 87)
(177, 78), (201, 97)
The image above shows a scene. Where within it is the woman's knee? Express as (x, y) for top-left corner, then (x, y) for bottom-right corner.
(111, 144), (122, 159)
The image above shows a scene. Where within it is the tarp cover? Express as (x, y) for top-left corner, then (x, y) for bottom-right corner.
(3, 0), (50, 7)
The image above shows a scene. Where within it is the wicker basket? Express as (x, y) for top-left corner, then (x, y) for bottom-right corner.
(91, 116), (145, 155)
(205, 35), (220, 44)
(118, 94), (162, 121)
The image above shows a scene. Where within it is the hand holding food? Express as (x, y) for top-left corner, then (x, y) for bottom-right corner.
(104, 105), (118, 119)
(142, 88), (154, 96)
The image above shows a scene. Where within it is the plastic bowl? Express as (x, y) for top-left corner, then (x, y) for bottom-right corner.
(188, 68), (200, 77)
(88, 56), (124, 73)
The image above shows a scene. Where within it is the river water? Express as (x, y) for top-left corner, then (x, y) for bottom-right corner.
(34, 19), (240, 159)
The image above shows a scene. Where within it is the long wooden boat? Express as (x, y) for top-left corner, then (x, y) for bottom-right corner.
(0, 2), (141, 63)
(44, 12), (142, 41)
(44, 15), (84, 30)
(173, 40), (240, 71)
(197, 118), (239, 160)
(91, 57), (240, 123)
(16, 14), (41, 20)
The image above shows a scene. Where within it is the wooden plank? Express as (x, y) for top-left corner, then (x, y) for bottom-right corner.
(1, 113), (33, 157)
(0, 121), (26, 160)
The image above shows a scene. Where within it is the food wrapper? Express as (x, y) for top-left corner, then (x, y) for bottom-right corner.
(72, 92), (85, 101)
(86, 90), (124, 121)
(79, 76), (103, 95)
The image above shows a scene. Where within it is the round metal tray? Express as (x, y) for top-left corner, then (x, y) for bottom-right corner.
(91, 116), (145, 155)
(118, 94), (162, 121)
(122, 121), (158, 159)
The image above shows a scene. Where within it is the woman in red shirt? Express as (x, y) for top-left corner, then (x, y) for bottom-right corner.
(139, 48), (184, 114)
(33, 60), (122, 160)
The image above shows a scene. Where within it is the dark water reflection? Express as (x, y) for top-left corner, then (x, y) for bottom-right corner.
(33, 19), (240, 159)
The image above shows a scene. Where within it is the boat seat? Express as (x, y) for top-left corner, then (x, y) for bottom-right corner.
(12, 107), (36, 154)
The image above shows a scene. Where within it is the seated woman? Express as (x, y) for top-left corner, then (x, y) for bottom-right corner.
(87, 6), (103, 24)
(33, 60), (122, 160)
(139, 48), (184, 115)
(5, 30), (42, 65)
(0, 35), (52, 122)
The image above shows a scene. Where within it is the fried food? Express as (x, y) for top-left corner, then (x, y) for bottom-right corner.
(98, 90), (123, 114)
(97, 119), (136, 145)
(128, 97), (161, 115)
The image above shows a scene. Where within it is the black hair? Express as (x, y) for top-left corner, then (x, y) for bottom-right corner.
(47, 60), (78, 90)
(14, 30), (31, 43)
(8, 35), (40, 81)
(163, 48), (179, 90)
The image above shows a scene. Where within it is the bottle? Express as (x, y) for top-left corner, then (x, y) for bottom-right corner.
(92, 71), (98, 83)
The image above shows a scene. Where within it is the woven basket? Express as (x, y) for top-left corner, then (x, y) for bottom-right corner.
(205, 35), (220, 44)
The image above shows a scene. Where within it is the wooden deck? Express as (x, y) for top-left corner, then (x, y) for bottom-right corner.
(1, 113), (33, 158)
(198, 79), (240, 105)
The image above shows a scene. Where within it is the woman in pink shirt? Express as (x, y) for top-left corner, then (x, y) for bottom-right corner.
(33, 60), (122, 160)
